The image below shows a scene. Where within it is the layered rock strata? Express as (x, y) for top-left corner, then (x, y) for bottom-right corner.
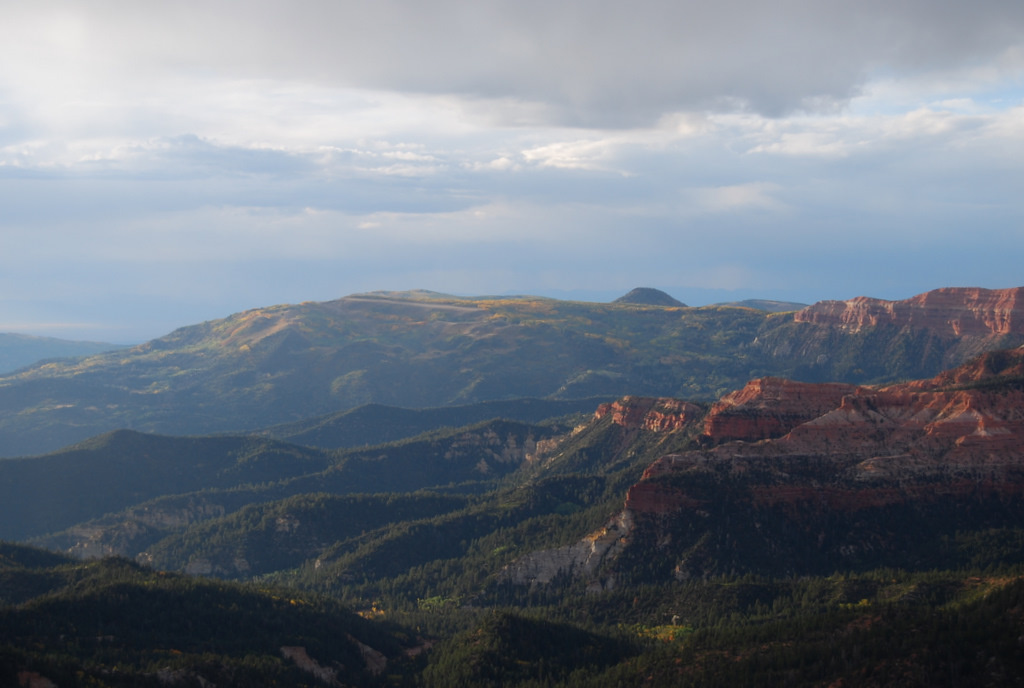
(632, 348), (1024, 513)
(793, 286), (1024, 337)
(511, 347), (1024, 586)
(594, 396), (703, 433)
(700, 377), (862, 442)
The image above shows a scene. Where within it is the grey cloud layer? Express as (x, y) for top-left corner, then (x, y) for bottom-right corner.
(22, 0), (1024, 125)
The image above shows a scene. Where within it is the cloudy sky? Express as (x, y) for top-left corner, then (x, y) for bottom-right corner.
(2, 0), (1023, 342)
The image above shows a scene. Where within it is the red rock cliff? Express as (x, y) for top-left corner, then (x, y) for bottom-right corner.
(793, 286), (1024, 337)
(514, 349), (1024, 585)
(701, 377), (864, 443)
(626, 348), (1024, 517)
(595, 396), (704, 433)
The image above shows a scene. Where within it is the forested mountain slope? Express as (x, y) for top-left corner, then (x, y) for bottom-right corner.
(4, 347), (1024, 686)
(0, 548), (414, 687)
(0, 286), (1020, 456)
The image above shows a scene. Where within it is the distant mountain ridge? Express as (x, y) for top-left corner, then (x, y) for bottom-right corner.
(712, 298), (808, 312)
(0, 332), (122, 373)
(0, 285), (1021, 456)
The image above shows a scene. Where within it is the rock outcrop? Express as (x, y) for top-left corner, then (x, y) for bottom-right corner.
(280, 646), (341, 686)
(700, 377), (863, 442)
(899, 346), (1024, 392)
(502, 397), (705, 587)
(635, 348), (1024, 510)
(594, 396), (704, 433)
(500, 512), (633, 591)
(519, 347), (1024, 584)
(794, 286), (1024, 337)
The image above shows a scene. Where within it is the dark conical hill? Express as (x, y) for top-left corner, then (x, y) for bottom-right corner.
(612, 287), (686, 307)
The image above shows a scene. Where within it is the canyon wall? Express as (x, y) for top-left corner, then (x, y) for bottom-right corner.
(793, 286), (1024, 337)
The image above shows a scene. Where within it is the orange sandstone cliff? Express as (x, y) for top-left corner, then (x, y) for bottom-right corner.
(507, 347), (1024, 586)
(793, 286), (1024, 337)
(630, 348), (1024, 515)
(594, 396), (704, 433)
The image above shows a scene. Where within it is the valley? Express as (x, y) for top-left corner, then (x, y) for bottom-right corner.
(2, 286), (1024, 686)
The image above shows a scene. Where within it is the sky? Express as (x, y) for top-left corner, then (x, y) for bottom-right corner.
(2, 0), (1023, 343)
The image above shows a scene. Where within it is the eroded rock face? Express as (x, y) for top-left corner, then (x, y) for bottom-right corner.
(347, 635), (388, 676)
(635, 350), (1024, 511)
(442, 427), (540, 474)
(526, 348), (1024, 583)
(793, 286), (1024, 337)
(594, 397), (703, 433)
(701, 377), (863, 443)
(280, 646), (340, 686)
(500, 511), (633, 591)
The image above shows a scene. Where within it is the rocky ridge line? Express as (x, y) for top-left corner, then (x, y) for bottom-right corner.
(507, 347), (1024, 587)
(793, 286), (1024, 336)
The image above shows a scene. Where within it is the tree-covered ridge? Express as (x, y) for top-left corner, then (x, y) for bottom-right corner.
(13, 416), (567, 561)
(20, 402), (693, 603)
(0, 431), (335, 541)
(18, 350), (1024, 611)
(421, 611), (634, 687)
(260, 396), (611, 449)
(0, 541), (73, 571)
(4, 538), (1024, 687)
(141, 491), (476, 578)
(426, 570), (1024, 688)
(0, 554), (416, 687)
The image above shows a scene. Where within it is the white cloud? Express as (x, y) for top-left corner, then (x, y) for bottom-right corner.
(6, 1), (1024, 128)
(520, 139), (619, 172)
(693, 183), (787, 214)
(467, 156), (520, 172)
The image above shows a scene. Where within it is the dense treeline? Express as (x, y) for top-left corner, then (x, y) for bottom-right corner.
(420, 611), (634, 688)
(414, 568), (1024, 687)
(5, 544), (1023, 687)
(24, 417), (568, 557)
(144, 491), (475, 577)
(574, 575), (1024, 687)
(0, 553), (415, 687)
